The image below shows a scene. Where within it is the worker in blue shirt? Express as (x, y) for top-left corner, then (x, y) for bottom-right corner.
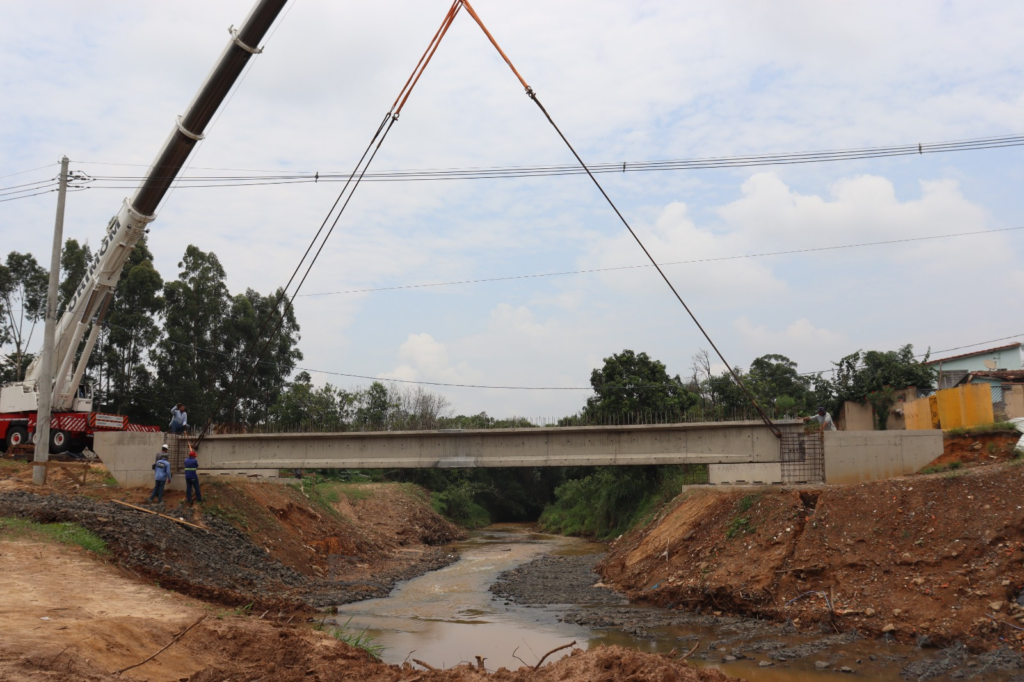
(148, 450), (171, 504)
(184, 450), (202, 505)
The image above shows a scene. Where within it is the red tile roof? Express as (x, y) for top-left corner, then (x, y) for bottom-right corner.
(925, 342), (1021, 365)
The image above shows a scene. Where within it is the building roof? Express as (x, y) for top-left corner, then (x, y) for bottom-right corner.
(925, 342), (1022, 365)
(963, 370), (1024, 383)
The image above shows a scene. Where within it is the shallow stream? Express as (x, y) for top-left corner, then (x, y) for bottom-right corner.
(331, 524), (1015, 680)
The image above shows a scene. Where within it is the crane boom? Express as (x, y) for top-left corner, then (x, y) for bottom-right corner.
(0, 0), (289, 421)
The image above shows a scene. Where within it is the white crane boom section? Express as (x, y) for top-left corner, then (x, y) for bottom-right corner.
(0, 0), (289, 416)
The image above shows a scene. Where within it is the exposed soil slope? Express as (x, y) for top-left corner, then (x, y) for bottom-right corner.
(599, 462), (1024, 651)
(0, 461), (463, 609)
(0, 538), (733, 682)
(934, 430), (1020, 467)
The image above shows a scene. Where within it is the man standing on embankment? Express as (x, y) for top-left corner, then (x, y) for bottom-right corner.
(184, 450), (202, 505)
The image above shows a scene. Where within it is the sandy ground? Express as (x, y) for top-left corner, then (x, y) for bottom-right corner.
(0, 539), (208, 680)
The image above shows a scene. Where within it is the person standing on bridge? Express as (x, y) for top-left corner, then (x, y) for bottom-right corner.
(149, 450), (172, 505)
(169, 404), (188, 435)
(802, 406), (836, 431)
(184, 449), (202, 505)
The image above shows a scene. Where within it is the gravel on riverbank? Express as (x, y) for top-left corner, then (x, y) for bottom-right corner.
(489, 554), (626, 606)
(490, 550), (1024, 679)
(0, 490), (457, 610)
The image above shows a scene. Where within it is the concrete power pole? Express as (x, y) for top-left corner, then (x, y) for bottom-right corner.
(33, 156), (69, 485)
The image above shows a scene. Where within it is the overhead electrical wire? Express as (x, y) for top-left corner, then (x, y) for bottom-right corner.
(297, 225), (1024, 298)
(0, 161), (59, 180)
(83, 312), (1023, 392)
(195, 0), (465, 447)
(62, 133), (1024, 189)
(454, 0), (785, 433)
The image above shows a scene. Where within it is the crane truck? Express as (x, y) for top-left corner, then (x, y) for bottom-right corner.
(0, 0), (289, 455)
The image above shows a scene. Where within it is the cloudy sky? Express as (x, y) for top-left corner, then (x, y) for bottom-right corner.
(2, 1), (1023, 418)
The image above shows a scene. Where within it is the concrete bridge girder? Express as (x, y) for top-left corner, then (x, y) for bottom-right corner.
(197, 421), (805, 470)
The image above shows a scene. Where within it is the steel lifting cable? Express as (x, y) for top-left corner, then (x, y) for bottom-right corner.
(458, 0), (782, 437)
(194, 0), (464, 448)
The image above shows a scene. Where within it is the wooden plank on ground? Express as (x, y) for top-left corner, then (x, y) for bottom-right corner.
(110, 499), (208, 532)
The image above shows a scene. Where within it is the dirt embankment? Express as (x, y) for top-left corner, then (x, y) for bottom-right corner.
(933, 429), (1020, 467)
(0, 460), (463, 610)
(598, 461), (1024, 651)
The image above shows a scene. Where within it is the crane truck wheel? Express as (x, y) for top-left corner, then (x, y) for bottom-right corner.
(5, 426), (28, 451)
(49, 430), (70, 455)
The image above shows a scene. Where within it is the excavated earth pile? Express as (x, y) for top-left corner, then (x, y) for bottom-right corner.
(598, 462), (1024, 651)
(0, 483), (461, 610)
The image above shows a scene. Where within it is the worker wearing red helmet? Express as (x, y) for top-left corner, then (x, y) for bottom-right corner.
(184, 450), (202, 505)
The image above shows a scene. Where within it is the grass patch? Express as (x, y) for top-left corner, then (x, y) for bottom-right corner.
(725, 494), (761, 539)
(202, 498), (250, 528)
(945, 421), (1018, 436)
(0, 517), (108, 555)
(737, 493), (761, 513)
(314, 617), (385, 659)
(293, 478), (343, 519)
(335, 485), (372, 502)
(726, 515), (754, 538)
(919, 461), (964, 475)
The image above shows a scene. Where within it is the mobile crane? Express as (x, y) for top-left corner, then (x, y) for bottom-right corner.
(0, 0), (289, 454)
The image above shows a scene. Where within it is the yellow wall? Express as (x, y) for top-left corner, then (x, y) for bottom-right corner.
(903, 395), (940, 430)
(929, 384), (995, 430)
(1005, 385), (1024, 419)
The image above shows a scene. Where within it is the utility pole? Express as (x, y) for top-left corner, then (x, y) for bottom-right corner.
(33, 156), (69, 485)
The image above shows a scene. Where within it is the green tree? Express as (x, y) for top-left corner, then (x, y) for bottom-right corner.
(828, 344), (935, 429)
(91, 236), (163, 423)
(747, 353), (811, 414)
(583, 349), (697, 423)
(220, 287), (302, 426)
(58, 239), (92, 315)
(353, 381), (396, 431)
(155, 246), (231, 425)
(268, 371), (355, 430)
(0, 252), (48, 382)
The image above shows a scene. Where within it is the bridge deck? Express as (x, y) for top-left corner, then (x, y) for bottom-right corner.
(197, 420), (804, 469)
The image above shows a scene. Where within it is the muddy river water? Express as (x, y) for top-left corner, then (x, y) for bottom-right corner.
(332, 524), (1016, 680)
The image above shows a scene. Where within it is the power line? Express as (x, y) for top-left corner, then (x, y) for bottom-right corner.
(798, 332), (1024, 376)
(27, 292), (1021, 392)
(0, 162), (59, 181)
(66, 132), (1024, 188)
(78, 310), (1023, 392)
(297, 225), (1024, 298)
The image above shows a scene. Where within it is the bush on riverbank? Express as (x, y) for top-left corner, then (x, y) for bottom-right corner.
(538, 465), (705, 538)
(430, 481), (491, 528)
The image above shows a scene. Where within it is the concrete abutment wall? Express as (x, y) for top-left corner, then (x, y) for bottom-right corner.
(823, 430), (943, 484)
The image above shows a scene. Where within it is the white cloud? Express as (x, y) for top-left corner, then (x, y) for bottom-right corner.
(2, 1), (1024, 419)
(718, 173), (991, 253)
(734, 318), (846, 364)
(580, 201), (787, 306)
(380, 333), (478, 385)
